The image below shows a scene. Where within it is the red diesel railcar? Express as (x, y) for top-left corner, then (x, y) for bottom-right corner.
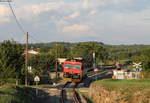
(62, 59), (92, 82)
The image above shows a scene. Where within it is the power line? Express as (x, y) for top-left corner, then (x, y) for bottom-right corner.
(8, 2), (25, 33)
(8, 2), (43, 43)
(7, 2), (44, 44)
(29, 34), (44, 43)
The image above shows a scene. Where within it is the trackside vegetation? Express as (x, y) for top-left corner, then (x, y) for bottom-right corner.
(89, 79), (150, 103)
(93, 79), (150, 90)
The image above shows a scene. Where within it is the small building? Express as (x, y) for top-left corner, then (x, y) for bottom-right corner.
(113, 69), (141, 79)
(125, 71), (141, 79)
(24, 49), (40, 57)
(113, 70), (125, 79)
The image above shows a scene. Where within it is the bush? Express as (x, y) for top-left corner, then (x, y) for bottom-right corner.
(142, 71), (150, 78)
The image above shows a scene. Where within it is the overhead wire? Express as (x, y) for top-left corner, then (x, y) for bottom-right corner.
(8, 2), (25, 34)
(29, 34), (44, 43)
(8, 2), (43, 43)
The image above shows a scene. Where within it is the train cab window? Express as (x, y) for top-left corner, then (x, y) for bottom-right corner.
(74, 64), (81, 69)
(65, 64), (72, 69)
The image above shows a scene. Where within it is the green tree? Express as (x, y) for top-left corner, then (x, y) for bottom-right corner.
(132, 47), (150, 78)
(0, 40), (24, 85)
(70, 42), (109, 64)
(28, 53), (56, 75)
(49, 44), (69, 58)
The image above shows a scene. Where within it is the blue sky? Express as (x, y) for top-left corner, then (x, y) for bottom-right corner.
(0, 0), (150, 44)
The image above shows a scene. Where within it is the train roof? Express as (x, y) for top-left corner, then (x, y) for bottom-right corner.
(65, 58), (83, 62)
(64, 60), (82, 64)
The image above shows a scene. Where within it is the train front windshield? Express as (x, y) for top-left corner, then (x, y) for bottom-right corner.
(65, 64), (72, 68)
(64, 64), (81, 70)
(74, 64), (81, 69)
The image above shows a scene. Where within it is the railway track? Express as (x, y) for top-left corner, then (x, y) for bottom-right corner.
(73, 88), (80, 103)
(60, 82), (81, 103)
(60, 82), (70, 103)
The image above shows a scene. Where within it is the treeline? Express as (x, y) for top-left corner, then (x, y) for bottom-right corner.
(29, 42), (108, 74)
(107, 45), (149, 60)
(29, 42), (150, 77)
(29, 42), (149, 61)
(0, 40), (150, 85)
(0, 41), (108, 85)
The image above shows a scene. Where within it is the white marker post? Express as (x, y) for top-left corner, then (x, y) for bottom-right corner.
(94, 68), (98, 80)
(34, 76), (40, 96)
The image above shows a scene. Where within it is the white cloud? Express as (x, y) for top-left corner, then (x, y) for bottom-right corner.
(0, 5), (11, 23)
(82, 0), (90, 9)
(62, 24), (90, 33)
(16, 1), (65, 20)
(60, 12), (80, 23)
(82, 0), (106, 9)
(0, 18), (10, 23)
(56, 20), (68, 25)
(1, 0), (150, 44)
(68, 12), (80, 19)
(112, 0), (130, 4)
(0, 5), (10, 16)
(81, 0), (131, 10)
(89, 10), (97, 15)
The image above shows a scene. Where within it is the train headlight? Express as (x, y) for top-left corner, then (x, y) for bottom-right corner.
(77, 73), (80, 76)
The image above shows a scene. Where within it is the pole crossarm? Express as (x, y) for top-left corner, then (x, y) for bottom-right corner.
(0, 0), (12, 2)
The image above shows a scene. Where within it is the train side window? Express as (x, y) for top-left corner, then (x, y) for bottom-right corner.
(74, 64), (81, 69)
(65, 64), (72, 69)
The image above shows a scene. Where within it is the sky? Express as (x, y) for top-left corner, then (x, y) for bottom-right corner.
(0, 0), (150, 44)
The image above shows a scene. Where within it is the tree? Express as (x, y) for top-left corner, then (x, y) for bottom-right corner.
(49, 44), (69, 58)
(132, 47), (150, 78)
(70, 42), (109, 64)
(28, 53), (56, 75)
(0, 40), (24, 85)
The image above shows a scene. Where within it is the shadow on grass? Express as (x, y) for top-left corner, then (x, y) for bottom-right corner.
(0, 86), (52, 103)
(0, 91), (5, 94)
(33, 88), (62, 103)
(82, 71), (113, 88)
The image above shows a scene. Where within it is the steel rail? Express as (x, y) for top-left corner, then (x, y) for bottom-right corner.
(60, 82), (81, 103)
(60, 82), (70, 103)
(72, 83), (81, 103)
(73, 90), (80, 103)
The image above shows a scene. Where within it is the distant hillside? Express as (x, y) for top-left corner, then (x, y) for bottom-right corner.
(106, 45), (150, 60)
(29, 42), (150, 60)
(29, 41), (104, 52)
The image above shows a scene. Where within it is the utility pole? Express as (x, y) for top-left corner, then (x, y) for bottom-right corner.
(93, 52), (97, 80)
(25, 32), (29, 86)
(93, 52), (96, 69)
(55, 43), (58, 78)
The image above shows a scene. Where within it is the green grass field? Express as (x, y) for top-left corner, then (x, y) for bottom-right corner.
(93, 79), (150, 91)
(90, 79), (150, 103)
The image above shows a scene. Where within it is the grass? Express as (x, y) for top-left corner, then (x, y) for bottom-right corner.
(90, 79), (150, 103)
(0, 84), (36, 103)
(93, 79), (150, 90)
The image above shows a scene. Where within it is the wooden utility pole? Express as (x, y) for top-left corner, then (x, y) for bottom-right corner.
(93, 52), (97, 80)
(25, 32), (29, 86)
(55, 43), (58, 78)
(93, 52), (96, 68)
